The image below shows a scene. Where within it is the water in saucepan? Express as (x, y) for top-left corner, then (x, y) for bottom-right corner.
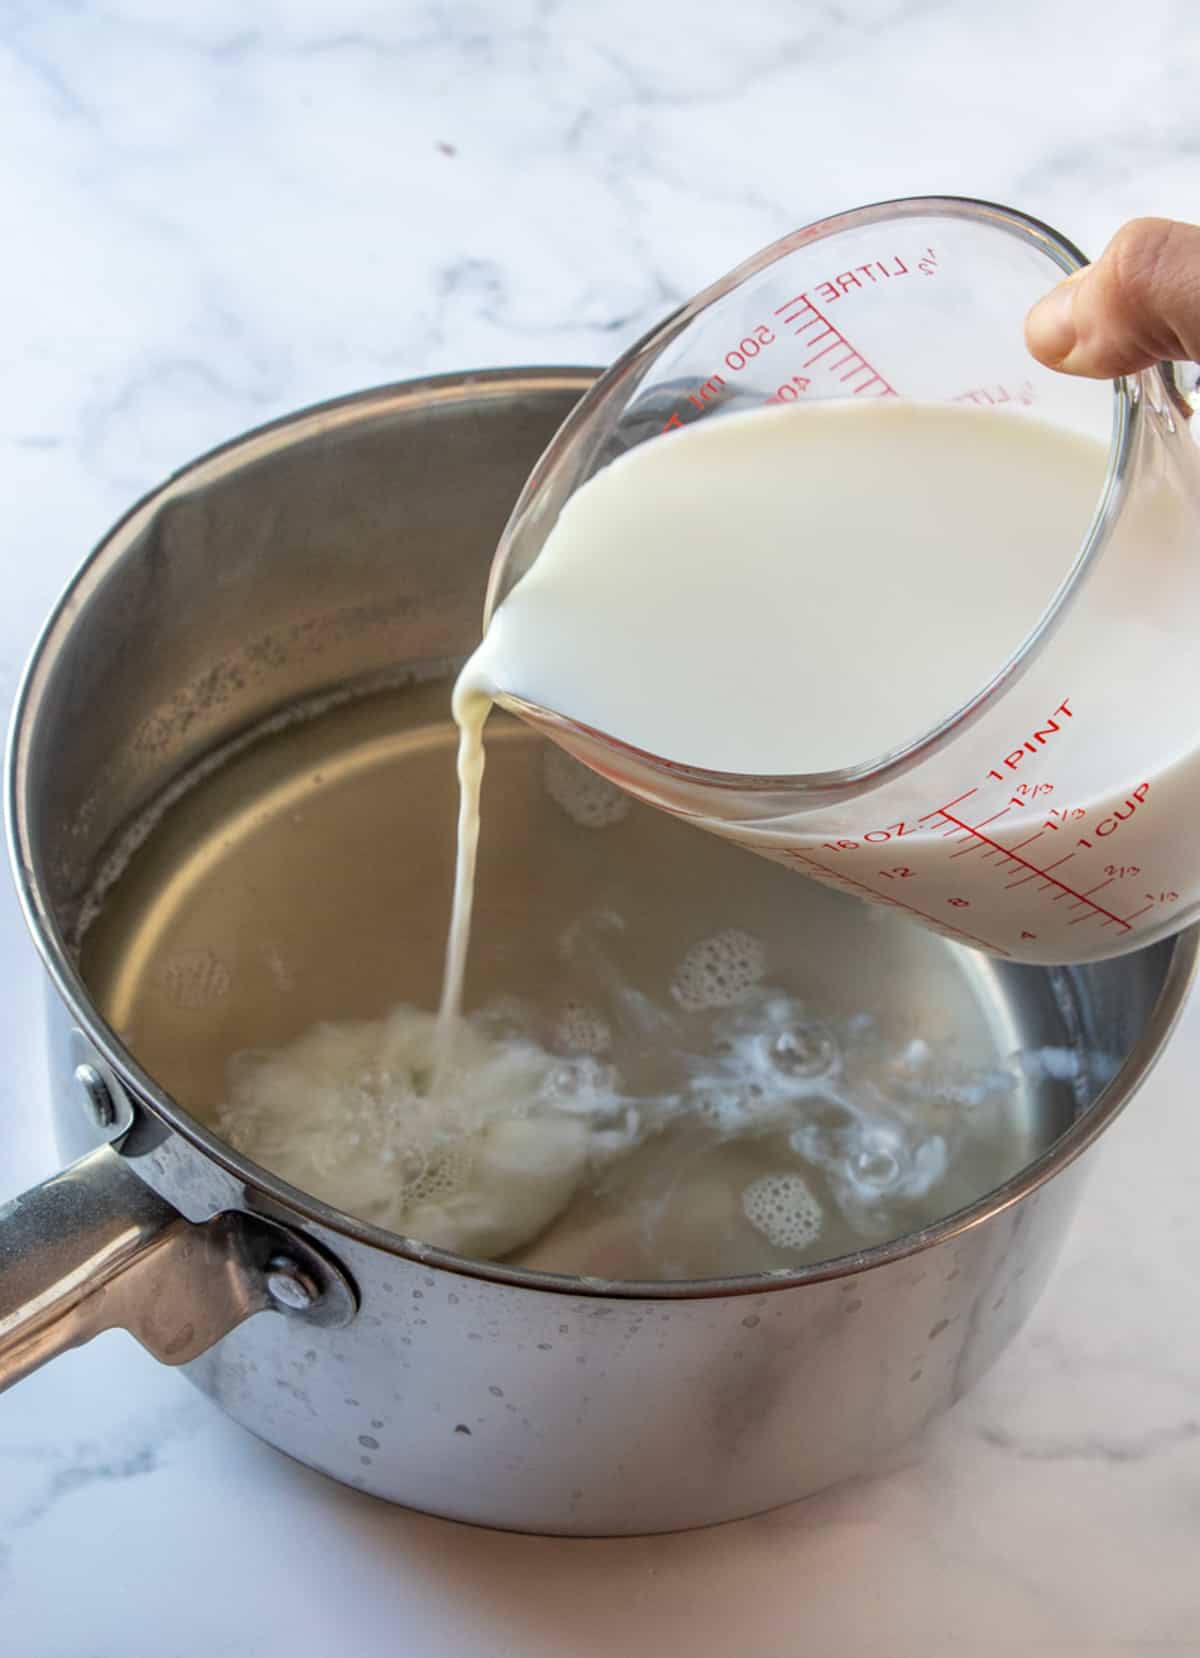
(79, 686), (1106, 1280)
(84, 401), (1118, 1276)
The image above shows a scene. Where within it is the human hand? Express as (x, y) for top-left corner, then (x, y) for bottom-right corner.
(1025, 217), (1200, 378)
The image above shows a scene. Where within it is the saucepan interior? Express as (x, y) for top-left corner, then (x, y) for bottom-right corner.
(8, 370), (1192, 1296)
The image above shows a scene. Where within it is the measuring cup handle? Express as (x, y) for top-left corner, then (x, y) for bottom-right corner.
(1162, 360), (1200, 421)
(0, 1144), (357, 1392)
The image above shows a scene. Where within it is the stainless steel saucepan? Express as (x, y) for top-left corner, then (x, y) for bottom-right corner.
(1, 369), (1194, 1534)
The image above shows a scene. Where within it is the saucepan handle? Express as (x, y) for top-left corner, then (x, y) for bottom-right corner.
(0, 1144), (357, 1392)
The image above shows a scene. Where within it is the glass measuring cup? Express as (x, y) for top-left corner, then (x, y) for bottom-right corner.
(482, 196), (1200, 965)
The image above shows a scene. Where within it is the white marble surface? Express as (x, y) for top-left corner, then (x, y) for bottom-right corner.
(2, 2), (1199, 1652)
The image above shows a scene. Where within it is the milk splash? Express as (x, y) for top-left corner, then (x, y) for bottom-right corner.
(224, 892), (1027, 1265)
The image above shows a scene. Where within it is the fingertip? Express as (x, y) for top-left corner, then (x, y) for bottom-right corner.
(1024, 269), (1087, 369)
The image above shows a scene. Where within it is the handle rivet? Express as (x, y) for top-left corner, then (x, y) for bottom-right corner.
(74, 1063), (115, 1129)
(266, 1257), (321, 1312)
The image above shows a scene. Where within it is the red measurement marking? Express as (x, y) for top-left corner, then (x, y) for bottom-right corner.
(690, 374), (726, 409)
(986, 701), (1073, 777)
(920, 789), (978, 821)
(720, 323), (777, 374)
(785, 849), (1009, 955)
(955, 381), (1035, 408)
(936, 810), (1131, 933)
(973, 807), (1013, 830)
(769, 374), (811, 403)
(661, 362), (736, 431)
(776, 257), (920, 311)
(1121, 892), (1177, 924)
(1076, 783), (1151, 847)
(772, 293), (897, 398)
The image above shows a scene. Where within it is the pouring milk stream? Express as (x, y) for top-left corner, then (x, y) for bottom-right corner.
(438, 388), (1198, 1058)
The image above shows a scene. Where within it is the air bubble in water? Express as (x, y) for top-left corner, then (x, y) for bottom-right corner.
(554, 1000), (612, 1055)
(851, 1146), (901, 1189)
(789, 1099), (857, 1166)
(742, 1172), (823, 1251)
(162, 948), (230, 1010)
(540, 1055), (619, 1113)
(670, 928), (766, 1012)
(543, 746), (631, 828)
(771, 1023), (837, 1078)
(693, 1083), (754, 1133)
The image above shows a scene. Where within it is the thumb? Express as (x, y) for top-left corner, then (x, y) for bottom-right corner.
(1025, 217), (1200, 378)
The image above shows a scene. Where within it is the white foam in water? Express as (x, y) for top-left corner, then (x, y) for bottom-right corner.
(670, 928), (767, 1012)
(1022, 1045), (1082, 1082)
(543, 744), (631, 828)
(896, 1038), (932, 1072)
(742, 1172), (824, 1251)
(220, 921), (1071, 1264)
(681, 989), (966, 1231)
(220, 1005), (602, 1259)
